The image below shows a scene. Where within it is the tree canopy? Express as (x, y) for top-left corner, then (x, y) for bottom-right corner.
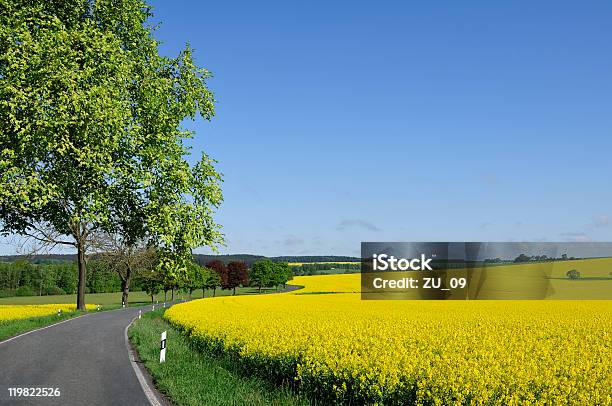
(250, 258), (275, 292)
(224, 261), (249, 295)
(201, 266), (221, 297)
(0, 0), (223, 309)
(183, 261), (206, 297)
(251, 259), (293, 292)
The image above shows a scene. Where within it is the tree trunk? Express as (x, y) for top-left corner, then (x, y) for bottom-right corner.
(150, 294), (154, 303)
(121, 268), (132, 308)
(258, 285), (261, 293)
(233, 287), (236, 296)
(76, 241), (86, 310)
(202, 287), (205, 298)
(213, 287), (216, 297)
(171, 289), (174, 301)
(164, 290), (167, 302)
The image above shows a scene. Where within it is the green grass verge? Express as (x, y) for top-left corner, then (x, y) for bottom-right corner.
(129, 309), (308, 406)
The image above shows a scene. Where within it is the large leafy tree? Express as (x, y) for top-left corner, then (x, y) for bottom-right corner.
(139, 269), (163, 303)
(224, 261), (249, 295)
(201, 267), (221, 297)
(272, 261), (293, 290)
(251, 258), (275, 293)
(205, 260), (228, 288)
(183, 261), (205, 298)
(0, 0), (223, 309)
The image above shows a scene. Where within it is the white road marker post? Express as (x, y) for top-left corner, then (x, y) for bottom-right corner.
(152, 305), (155, 311)
(122, 300), (125, 309)
(57, 309), (61, 317)
(138, 309), (142, 319)
(97, 305), (100, 311)
(160, 331), (167, 363)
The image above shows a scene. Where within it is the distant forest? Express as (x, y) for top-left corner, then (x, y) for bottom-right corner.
(194, 255), (359, 266)
(0, 254), (360, 298)
(0, 254), (360, 267)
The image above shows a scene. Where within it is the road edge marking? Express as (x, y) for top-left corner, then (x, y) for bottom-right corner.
(124, 313), (163, 406)
(0, 314), (88, 346)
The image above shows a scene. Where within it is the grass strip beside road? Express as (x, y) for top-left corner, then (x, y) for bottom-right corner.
(129, 308), (307, 406)
(0, 310), (87, 342)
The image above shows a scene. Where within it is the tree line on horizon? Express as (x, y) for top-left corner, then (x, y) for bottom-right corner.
(291, 262), (360, 275)
(0, 257), (294, 301)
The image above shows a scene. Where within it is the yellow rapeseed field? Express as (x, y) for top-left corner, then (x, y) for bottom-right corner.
(0, 304), (97, 321)
(165, 274), (612, 405)
(293, 273), (360, 293)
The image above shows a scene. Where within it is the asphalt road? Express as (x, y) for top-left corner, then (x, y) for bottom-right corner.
(0, 304), (168, 406)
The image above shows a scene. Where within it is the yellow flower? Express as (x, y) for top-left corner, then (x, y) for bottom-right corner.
(165, 274), (612, 404)
(0, 304), (97, 321)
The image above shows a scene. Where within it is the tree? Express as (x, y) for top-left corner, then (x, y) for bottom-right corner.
(184, 262), (206, 298)
(249, 259), (293, 292)
(162, 271), (179, 302)
(139, 270), (163, 303)
(92, 235), (155, 306)
(225, 261), (249, 295)
(205, 260), (227, 290)
(566, 269), (581, 280)
(514, 254), (532, 263)
(86, 260), (122, 293)
(274, 262), (293, 289)
(0, 1), (223, 309)
(201, 267), (221, 297)
(251, 259), (275, 293)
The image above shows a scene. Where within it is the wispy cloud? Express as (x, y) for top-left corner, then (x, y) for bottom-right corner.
(337, 219), (381, 232)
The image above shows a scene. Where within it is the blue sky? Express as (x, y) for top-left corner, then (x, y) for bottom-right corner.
(2, 1), (612, 256)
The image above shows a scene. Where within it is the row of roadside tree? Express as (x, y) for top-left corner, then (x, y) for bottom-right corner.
(0, 257), (295, 304)
(138, 259), (293, 302)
